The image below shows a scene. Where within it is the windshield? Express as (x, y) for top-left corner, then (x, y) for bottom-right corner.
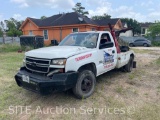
(59, 33), (99, 48)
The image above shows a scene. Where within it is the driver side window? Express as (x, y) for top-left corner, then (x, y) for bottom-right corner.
(100, 33), (111, 44)
(99, 33), (113, 49)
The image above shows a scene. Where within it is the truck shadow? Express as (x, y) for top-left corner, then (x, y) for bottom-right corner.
(97, 69), (123, 84)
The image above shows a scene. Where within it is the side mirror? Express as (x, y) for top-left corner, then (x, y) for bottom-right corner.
(99, 42), (114, 49)
(51, 40), (59, 46)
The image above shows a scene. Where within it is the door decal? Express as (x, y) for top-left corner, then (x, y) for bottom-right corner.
(103, 51), (114, 68)
(103, 51), (114, 64)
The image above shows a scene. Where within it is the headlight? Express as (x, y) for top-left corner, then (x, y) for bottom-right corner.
(51, 59), (66, 65)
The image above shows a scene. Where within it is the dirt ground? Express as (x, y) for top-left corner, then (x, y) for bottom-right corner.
(0, 47), (160, 120)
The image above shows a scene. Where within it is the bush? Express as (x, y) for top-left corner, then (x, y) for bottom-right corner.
(151, 41), (160, 46)
(0, 43), (23, 53)
(0, 43), (35, 53)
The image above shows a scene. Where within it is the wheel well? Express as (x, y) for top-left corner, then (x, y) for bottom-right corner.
(78, 63), (97, 76)
(143, 43), (148, 46)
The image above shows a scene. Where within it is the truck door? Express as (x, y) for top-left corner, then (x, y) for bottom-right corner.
(97, 33), (118, 75)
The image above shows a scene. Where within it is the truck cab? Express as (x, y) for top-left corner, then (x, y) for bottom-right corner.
(15, 31), (136, 99)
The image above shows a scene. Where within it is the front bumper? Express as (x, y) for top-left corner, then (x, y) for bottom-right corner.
(15, 67), (78, 94)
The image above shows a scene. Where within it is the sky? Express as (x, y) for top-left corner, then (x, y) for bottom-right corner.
(0, 0), (160, 22)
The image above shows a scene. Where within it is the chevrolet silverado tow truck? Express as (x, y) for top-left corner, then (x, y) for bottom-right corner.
(15, 24), (136, 99)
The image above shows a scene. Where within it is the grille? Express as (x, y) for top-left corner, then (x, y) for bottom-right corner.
(26, 57), (50, 73)
(26, 57), (49, 64)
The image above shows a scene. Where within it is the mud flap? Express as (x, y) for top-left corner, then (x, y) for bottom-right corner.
(133, 61), (136, 68)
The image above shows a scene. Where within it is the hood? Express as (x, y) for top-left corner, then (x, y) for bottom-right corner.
(25, 46), (92, 59)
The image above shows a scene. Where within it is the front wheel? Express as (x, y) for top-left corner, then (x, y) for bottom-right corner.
(73, 70), (96, 99)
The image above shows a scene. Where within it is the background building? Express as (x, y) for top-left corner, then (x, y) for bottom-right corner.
(20, 12), (123, 45)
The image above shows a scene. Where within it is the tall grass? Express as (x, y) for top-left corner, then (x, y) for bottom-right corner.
(0, 43), (34, 53)
(0, 43), (21, 53)
(156, 57), (160, 65)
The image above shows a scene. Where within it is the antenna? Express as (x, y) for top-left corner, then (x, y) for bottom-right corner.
(78, 17), (83, 21)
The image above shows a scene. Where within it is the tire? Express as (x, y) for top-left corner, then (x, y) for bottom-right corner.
(143, 43), (148, 47)
(73, 70), (96, 99)
(124, 56), (134, 72)
(129, 43), (134, 47)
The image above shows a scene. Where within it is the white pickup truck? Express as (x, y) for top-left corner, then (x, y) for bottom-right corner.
(15, 30), (136, 99)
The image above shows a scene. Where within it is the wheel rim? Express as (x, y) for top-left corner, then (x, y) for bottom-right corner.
(81, 77), (93, 93)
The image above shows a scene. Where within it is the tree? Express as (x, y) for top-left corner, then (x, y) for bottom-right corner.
(148, 22), (160, 39)
(0, 21), (5, 31)
(5, 18), (23, 37)
(72, 2), (89, 16)
(41, 16), (47, 19)
(0, 21), (5, 43)
(92, 13), (111, 20)
(121, 18), (141, 35)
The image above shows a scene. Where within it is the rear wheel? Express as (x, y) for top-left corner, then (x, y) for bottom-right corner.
(73, 70), (96, 99)
(124, 56), (134, 72)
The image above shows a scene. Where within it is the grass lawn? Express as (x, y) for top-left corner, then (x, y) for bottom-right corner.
(0, 45), (160, 120)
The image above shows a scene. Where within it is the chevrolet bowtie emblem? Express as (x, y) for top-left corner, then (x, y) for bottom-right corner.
(31, 62), (37, 67)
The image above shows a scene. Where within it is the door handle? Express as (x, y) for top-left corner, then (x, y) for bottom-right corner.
(112, 50), (115, 54)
